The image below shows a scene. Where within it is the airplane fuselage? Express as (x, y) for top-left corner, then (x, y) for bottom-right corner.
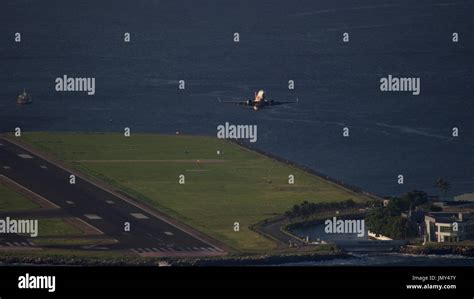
(246, 99), (274, 110)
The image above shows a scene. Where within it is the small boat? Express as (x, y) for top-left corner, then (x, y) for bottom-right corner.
(17, 89), (33, 105)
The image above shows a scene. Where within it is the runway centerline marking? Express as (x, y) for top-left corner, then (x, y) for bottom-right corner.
(130, 213), (149, 219)
(84, 214), (102, 220)
(164, 231), (174, 236)
(18, 154), (33, 159)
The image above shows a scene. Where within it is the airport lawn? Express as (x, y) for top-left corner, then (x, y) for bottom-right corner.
(0, 184), (39, 212)
(38, 219), (83, 237)
(22, 132), (371, 252)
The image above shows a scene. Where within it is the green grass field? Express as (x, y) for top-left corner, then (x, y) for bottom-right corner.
(22, 132), (371, 252)
(0, 184), (40, 212)
(38, 219), (84, 237)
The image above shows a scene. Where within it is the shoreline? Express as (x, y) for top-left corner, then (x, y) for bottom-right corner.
(1, 248), (472, 267)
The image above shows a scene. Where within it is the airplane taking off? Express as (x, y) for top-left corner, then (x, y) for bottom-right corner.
(218, 90), (298, 111)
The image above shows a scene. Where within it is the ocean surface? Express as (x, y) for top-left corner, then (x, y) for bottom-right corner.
(1, 0), (473, 197)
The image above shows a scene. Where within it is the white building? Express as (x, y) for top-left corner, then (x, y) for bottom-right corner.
(424, 212), (474, 243)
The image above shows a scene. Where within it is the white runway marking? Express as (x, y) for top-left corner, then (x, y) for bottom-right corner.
(40, 165), (48, 169)
(18, 154), (33, 159)
(164, 231), (174, 236)
(2, 166), (10, 169)
(66, 201), (75, 205)
(106, 200), (115, 204)
(130, 213), (149, 219)
(84, 214), (102, 220)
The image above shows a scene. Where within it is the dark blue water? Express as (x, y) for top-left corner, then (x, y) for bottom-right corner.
(293, 222), (368, 241)
(1, 0), (473, 196)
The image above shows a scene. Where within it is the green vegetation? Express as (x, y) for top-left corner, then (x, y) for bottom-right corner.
(284, 199), (369, 219)
(0, 184), (39, 212)
(21, 132), (372, 252)
(435, 178), (450, 198)
(366, 209), (412, 239)
(37, 219), (83, 237)
(366, 191), (433, 239)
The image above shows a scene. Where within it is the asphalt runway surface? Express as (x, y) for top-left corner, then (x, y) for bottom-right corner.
(0, 137), (224, 256)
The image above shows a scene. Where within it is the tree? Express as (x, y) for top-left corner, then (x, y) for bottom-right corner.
(435, 178), (450, 198)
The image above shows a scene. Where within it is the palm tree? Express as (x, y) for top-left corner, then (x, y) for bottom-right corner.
(435, 178), (450, 199)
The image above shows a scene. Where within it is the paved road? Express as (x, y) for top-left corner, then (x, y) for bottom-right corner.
(0, 137), (224, 256)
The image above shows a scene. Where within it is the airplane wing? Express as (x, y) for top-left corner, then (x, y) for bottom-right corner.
(217, 97), (250, 104)
(268, 98), (299, 105)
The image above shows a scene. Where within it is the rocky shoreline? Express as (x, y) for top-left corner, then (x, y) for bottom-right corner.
(0, 251), (351, 267)
(399, 245), (474, 257)
(1, 246), (472, 266)
(169, 252), (351, 266)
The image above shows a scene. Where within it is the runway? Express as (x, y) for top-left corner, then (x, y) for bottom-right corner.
(0, 137), (225, 256)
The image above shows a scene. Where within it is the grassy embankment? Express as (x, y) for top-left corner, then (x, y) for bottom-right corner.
(0, 184), (39, 212)
(20, 132), (372, 253)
